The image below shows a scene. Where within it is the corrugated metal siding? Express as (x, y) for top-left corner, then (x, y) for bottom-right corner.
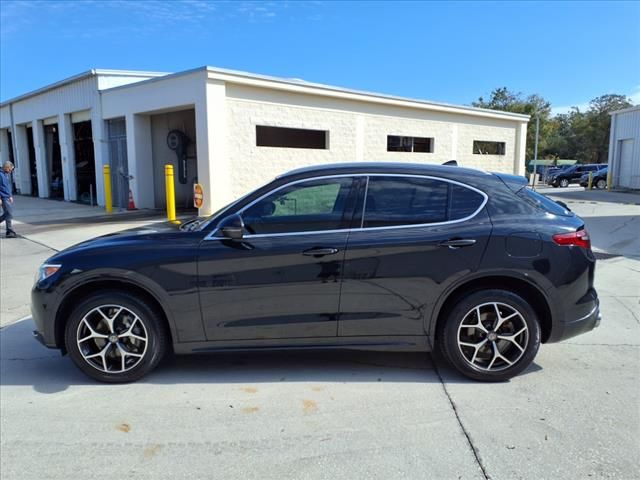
(612, 108), (640, 189)
(11, 77), (97, 124)
(0, 105), (11, 128)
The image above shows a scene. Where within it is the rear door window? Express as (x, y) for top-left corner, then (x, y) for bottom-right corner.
(362, 176), (485, 228)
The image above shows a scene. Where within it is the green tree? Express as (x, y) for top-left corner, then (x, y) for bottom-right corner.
(474, 89), (634, 164)
(546, 94), (633, 163)
(472, 87), (552, 161)
(582, 94), (632, 163)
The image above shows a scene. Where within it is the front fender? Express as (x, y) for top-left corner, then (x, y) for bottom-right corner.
(49, 268), (180, 349)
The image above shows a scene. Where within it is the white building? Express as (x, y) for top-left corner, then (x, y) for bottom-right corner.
(608, 105), (640, 190)
(1, 66), (529, 215)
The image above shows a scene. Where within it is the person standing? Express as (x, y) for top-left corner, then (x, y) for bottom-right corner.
(0, 160), (17, 238)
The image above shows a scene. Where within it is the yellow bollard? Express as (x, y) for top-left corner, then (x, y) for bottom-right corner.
(587, 171), (593, 190)
(606, 169), (612, 191)
(103, 165), (113, 214)
(165, 164), (177, 223)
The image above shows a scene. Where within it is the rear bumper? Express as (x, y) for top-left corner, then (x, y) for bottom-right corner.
(548, 300), (601, 343)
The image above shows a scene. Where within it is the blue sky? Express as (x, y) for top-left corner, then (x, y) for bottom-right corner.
(1, 0), (639, 113)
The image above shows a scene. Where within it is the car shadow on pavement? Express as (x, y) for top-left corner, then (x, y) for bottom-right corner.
(1, 317), (542, 394)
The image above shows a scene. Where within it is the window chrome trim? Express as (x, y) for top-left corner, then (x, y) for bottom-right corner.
(360, 176), (370, 229)
(204, 172), (488, 241)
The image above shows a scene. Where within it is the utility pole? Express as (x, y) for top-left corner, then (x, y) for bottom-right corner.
(533, 114), (540, 190)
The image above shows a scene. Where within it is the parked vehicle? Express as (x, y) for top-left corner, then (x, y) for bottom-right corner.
(547, 164), (605, 188)
(579, 167), (608, 189)
(541, 165), (572, 183)
(32, 163), (601, 383)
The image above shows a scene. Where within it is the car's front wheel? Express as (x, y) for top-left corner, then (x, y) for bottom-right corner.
(596, 179), (607, 189)
(64, 291), (168, 383)
(438, 289), (541, 381)
(559, 178), (570, 188)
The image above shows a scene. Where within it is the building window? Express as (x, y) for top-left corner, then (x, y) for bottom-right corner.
(256, 126), (328, 149)
(473, 140), (505, 155)
(387, 136), (434, 153)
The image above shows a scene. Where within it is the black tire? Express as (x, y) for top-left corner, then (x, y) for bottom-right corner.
(65, 291), (168, 383)
(437, 289), (541, 381)
(559, 178), (569, 188)
(596, 179), (606, 189)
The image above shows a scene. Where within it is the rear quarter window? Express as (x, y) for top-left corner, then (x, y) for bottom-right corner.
(449, 184), (485, 220)
(517, 187), (572, 216)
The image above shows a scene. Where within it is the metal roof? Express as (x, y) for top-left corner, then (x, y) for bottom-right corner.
(610, 105), (640, 116)
(0, 69), (168, 106)
(2, 65), (531, 122)
(101, 65), (530, 122)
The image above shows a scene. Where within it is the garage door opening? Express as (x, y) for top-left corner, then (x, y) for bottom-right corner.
(25, 126), (38, 197)
(150, 109), (197, 212)
(7, 130), (17, 193)
(107, 118), (129, 208)
(44, 124), (63, 199)
(73, 121), (96, 204)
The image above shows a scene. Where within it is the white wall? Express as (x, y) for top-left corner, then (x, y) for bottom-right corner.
(224, 84), (525, 200)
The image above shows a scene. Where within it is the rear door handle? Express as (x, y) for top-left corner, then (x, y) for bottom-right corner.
(438, 239), (477, 249)
(302, 247), (339, 257)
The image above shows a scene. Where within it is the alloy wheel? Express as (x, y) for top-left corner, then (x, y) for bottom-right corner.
(76, 304), (148, 373)
(456, 302), (529, 372)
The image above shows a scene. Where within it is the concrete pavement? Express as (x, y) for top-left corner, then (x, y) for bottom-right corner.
(1, 191), (639, 480)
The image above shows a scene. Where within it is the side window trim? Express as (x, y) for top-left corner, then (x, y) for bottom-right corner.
(204, 173), (488, 240)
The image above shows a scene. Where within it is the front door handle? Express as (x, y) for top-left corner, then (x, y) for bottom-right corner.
(438, 238), (477, 249)
(302, 247), (339, 257)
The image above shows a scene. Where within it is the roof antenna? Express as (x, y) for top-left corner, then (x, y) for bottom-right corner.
(442, 160), (458, 166)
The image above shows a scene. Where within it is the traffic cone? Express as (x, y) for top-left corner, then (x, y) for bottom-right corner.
(127, 189), (136, 210)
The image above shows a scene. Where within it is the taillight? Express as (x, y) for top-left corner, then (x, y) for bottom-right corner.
(552, 229), (591, 249)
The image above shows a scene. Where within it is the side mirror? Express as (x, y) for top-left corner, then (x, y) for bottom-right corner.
(217, 214), (244, 240)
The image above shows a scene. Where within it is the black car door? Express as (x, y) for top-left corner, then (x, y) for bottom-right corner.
(198, 176), (361, 341)
(338, 175), (492, 337)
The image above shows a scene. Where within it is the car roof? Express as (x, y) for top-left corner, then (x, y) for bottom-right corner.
(277, 162), (493, 180)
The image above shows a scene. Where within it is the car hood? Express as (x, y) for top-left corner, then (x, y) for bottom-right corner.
(58, 221), (184, 254)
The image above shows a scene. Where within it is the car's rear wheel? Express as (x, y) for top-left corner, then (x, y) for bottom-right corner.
(64, 291), (168, 383)
(596, 178), (607, 189)
(560, 178), (569, 188)
(438, 289), (541, 381)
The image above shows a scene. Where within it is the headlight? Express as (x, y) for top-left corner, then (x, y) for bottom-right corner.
(35, 264), (62, 283)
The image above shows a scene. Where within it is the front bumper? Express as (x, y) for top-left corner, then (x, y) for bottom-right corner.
(31, 285), (61, 349)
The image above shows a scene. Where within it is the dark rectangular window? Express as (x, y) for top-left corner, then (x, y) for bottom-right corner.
(387, 136), (434, 153)
(363, 177), (449, 227)
(473, 141), (505, 155)
(256, 126), (327, 149)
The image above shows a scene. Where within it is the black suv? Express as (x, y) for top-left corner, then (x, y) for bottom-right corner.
(548, 164), (605, 188)
(32, 163), (600, 383)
